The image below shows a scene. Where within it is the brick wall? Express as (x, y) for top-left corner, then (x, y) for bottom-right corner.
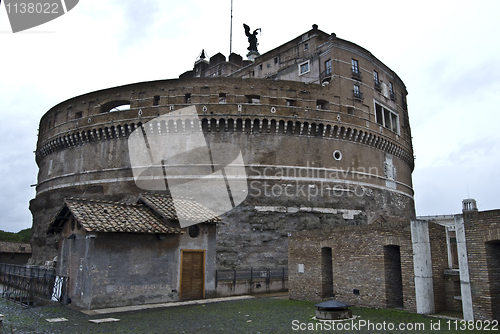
(289, 217), (415, 311)
(464, 209), (500, 320)
(288, 217), (448, 313)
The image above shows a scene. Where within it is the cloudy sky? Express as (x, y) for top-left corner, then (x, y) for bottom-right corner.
(1, 0), (499, 232)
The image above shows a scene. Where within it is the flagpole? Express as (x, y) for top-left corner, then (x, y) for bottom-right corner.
(230, 0), (233, 55)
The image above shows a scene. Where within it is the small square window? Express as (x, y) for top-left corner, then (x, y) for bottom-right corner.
(299, 60), (310, 75)
(75, 111), (82, 119)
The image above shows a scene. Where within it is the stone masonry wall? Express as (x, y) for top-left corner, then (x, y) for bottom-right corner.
(463, 209), (500, 320)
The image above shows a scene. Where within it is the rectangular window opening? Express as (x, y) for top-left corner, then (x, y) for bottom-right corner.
(219, 93), (227, 104)
(299, 60), (310, 75)
(185, 93), (192, 104)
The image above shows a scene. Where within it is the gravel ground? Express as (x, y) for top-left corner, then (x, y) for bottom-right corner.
(0, 295), (488, 334)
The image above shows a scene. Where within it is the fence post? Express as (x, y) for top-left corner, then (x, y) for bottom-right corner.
(215, 270), (218, 288)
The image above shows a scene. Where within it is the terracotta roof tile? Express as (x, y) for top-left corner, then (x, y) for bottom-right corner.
(64, 200), (181, 234)
(139, 193), (222, 224)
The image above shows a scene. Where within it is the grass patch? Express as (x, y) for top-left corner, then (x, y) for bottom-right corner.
(0, 297), (491, 333)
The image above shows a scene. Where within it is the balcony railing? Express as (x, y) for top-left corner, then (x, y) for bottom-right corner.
(353, 90), (363, 100)
(351, 70), (362, 81)
(320, 69), (332, 83)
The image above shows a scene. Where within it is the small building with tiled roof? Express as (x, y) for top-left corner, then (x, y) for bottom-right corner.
(0, 241), (32, 265)
(48, 193), (219, 309)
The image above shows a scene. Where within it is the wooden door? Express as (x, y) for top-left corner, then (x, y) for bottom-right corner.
(180, 250), (205, 300)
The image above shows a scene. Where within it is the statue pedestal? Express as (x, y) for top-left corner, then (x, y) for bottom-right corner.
(246, 51), (260, 62)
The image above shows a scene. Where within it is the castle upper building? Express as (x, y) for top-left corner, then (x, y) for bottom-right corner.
(31, 24), (414, 270)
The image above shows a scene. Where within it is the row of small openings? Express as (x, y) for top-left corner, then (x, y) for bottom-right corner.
(184, 92), (329, 110)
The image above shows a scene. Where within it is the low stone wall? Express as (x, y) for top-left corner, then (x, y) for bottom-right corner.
(213, 277), (288, 297)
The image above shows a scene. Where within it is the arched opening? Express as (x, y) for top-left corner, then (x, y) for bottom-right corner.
(176, 119), (184, 133)
(310, 123), (317, 136)
(294, 121), (301, 135)
(278, 120), (285, 134)
(262, 119), (269, 133)
(100, 100), (131, 113)
(270, 119), (277, 133)
(302, 122), (309, 136)
(245, 119), (252, 133)
(219, 118), (226, 132)
(210, 118), (217, 132)
(236, 119), (243, 132)
(227, 119), (235, 132)
(286, 121), (294, 135)
(317, 124), (324, 137)
(201, 118), (209, 133)
(253, 119), (260, 133)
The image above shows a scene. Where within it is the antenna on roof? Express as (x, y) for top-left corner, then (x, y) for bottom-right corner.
(229, 0), (233, 55)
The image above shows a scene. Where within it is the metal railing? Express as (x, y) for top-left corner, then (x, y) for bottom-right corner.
(0, 263), (68, 307)
(320, 69), (332, 83)
(353, 90), (364, 100)
(215, 268), (288, 289)
(351, 70), (362, 81)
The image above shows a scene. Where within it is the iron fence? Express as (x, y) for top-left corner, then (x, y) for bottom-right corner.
(215, 268), (288, 289)
(0, 263), (68, 307)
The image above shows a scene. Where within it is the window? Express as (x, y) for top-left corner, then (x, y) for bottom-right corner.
(153, 95), (160, 106)
(374, 71), (381, 91)
(375, 101), (399, 134)
(299, 60), (310, 75)
(219, 93), (226, 104)
(246, 95), (260, 104)
(325, 59), (332, 76)
(274, 57), (278, 64)
(353, 84), (362, 99)
(286, 99), (297, 107)
(304, 43), (309, 51)
(185, 93), (191, 104)
(389, 82), (395, 100)
(259, 64), (263, 70)
(351, 59), (359, 73)
(316, 99), (329, 110)
(351, 59), (361, 80)
(75, 111), (82, 119)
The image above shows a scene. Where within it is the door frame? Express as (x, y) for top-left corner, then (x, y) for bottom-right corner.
(179, 249), (206, 300)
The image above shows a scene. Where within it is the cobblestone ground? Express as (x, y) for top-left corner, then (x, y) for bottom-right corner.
(0, 295), (488, 334)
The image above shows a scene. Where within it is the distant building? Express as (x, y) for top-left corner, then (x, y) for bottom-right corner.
(0, 241), (32, 265)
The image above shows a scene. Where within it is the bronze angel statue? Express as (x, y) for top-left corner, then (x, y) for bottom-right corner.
(243, 24), (260, 52)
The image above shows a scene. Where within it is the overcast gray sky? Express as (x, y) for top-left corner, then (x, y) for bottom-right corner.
(1, 0), (499, 232)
